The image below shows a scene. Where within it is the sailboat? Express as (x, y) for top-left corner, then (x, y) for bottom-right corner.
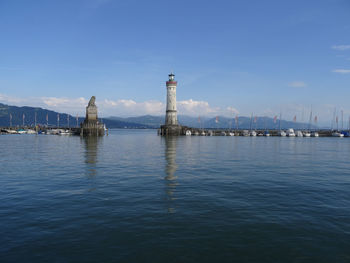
(332, 132), (344, 137)
(311, 131), (319, 137)
(346, 117), (350, 137)
(249, 114), (257, 136)
(331, 109), (344, 137)
(278, 112), (286, 136)
(296, 130), (303, 137)
(311, 115), (319, 137)
(262, 117), (270, 136)
(235, 115), (239, 136)
(340, 110), (349, 137)
(26, 129), (37, 134)
(228, 110), (235, 136)
(303, 107), (312, 137)
(250, 130), (257, 136)
(286, 128), (296, 137)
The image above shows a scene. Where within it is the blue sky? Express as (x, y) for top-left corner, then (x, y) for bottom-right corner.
(0, 0), (350, 125)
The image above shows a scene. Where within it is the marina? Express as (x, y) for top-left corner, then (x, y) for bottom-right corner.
(159, 128), (348, 137)
(1, 126), (348, 138)
(1, 96), (107, 136)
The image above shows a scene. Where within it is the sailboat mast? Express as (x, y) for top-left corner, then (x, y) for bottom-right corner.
(301, 106), (305, 130)
(279, 112), (282, 131)
(235, 115), (238, 132)
(331, 108), (336, 131)
(255, 116), (257, 131)
(249, 113), (253, 131)
(308, 106), (312, 131)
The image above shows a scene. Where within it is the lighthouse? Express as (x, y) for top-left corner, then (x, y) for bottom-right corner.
(165, 73), (178, 125)
(159, 72), (184, 135)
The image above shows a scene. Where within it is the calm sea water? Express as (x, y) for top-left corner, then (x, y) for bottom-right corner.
(1, 130), (350, 262)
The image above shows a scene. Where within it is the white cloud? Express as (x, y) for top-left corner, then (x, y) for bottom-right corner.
(101, 99), (164, 116)
(226, 106), (239, 115)
(332, 69), (350, 74)
(0, 94), (88, 116)
(0, 94), (239, 118)
(332, 45), (350, 51)
(177, 99), (219, 116)
(288, 81), (307, 88)
(0, 93), (25, 104)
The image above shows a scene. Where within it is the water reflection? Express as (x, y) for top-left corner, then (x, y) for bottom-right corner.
(164, 136), (179, 213)
(82, 136), (101, 177)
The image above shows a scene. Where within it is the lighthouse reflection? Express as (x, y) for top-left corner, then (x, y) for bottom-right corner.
(164, 136), (179, 213)
(82, 136), (101, 177)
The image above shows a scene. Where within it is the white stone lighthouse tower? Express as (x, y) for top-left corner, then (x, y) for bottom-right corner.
(165, 73), (178, 125)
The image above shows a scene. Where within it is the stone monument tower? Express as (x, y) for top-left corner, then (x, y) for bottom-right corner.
(80, 96), (105, 136)
(86, 96), (98, 121)
(160, 73), (184, 135)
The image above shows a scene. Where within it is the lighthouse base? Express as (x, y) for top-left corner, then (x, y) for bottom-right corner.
(159, 124), (186, 136)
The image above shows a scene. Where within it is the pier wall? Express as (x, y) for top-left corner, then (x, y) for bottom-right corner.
(157, 128), (343, 137)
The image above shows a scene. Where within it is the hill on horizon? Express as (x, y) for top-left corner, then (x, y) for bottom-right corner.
(109, 115), (317, 130)
(0, 103), (150, 128)
(0, 102), (320, 130)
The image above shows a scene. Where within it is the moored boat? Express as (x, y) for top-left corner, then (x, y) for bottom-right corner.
(341, 131), (349, 137)
(26, 129), (37, 134)
(311, 131), (319, 137)
(332, 132), (344, 137)
(296, 130), (303, 137)
(17, 129), (27, 134)
(6, 129), (18, 134)
(59, 129), (72, 135)
(286, 128), (296, 137)
(278, 130), (287, 137)
(242, 130), (249, 136)
(264, 131), (270, 136)
(303, 131), (311, 137)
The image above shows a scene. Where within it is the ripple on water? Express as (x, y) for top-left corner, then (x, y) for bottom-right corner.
(1, 130), (350, 262)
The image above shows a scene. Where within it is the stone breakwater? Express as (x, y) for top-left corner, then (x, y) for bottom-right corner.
(158, 128), (349, 137)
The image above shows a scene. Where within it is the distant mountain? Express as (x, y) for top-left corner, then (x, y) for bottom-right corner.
(0, 102), (317, 130)
(107, 115), (316, 130)
(108, 115), (206, 128)
(109, 115), (164, 128)
(198, 116), (316, 130)
(0, 103), (150, 128)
